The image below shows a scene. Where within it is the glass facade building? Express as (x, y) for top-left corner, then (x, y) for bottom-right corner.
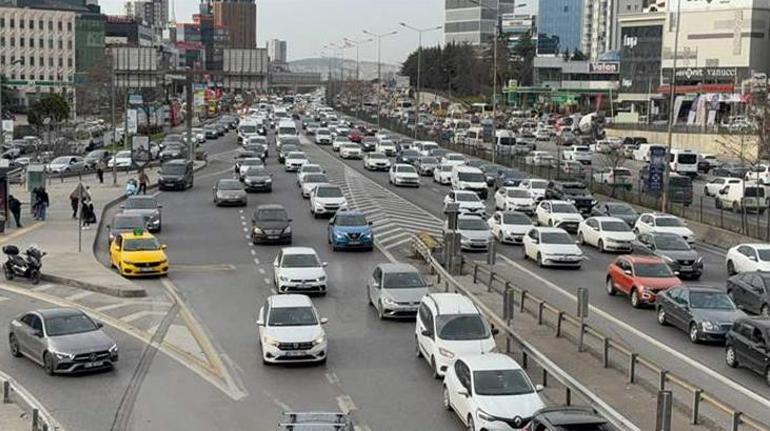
(619, 24), (662, 94)
(537, 0), (583, 54)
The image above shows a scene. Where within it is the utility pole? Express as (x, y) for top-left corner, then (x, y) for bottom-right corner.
(400, 22), (442, 139)
(344, 37), (374, 120)
(110, 53), (117, 185)
(469, 0), (500, 164)
(186, 75), (194, 162)
(662, 0), (683, 211)
(363, 29), (398, 130)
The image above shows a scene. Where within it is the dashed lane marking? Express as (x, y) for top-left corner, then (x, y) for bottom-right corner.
(263, 277), (271, 285)
(65, 290), (94, 301)
(94, 300), (172, 312)
(0, 296), (8, 303)
(31, 283), (54, 291)
(250, 249), (256, 256)
(258, 268), (266, 275)
(336, 395), (357, 415)
(172, 264), (236, 272)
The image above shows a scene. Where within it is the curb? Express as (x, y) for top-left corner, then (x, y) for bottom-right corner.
(41, 160), (209, 299)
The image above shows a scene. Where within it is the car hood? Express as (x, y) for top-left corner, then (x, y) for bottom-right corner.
(634, 276), (681, 290)
(279, 267), (326, 280)
(653, 226), (694, 238)
(658, 249), (699, 261)
(382, 287), (428, 303)
(506, 197), (535, 206)
(540, 243), (582, 255)
(122, 250), (167, 262)
(315, 197), (347, 205)
(613, 214), (639, 225)
(459, 229), (492, 241)
(48, 330), (115, 355)
(603, 231), (636, 242)
(457, 181), (486, 189)
(395, 171), (420, 179)
(333, 225), (372, 234)
(457, 201), (485, 210)
(476, 392), (545, 421)
(437, 337), (496, 356)
(264, 325), (324, 343)
(502, 224), (532, 235)
(160, 174), (184, 180)
(691, 308), (745, 324)
(551, 213), (584, 223)
(217, 190), (246, 198)
(123, 208), (159, 219)
(244, 175), (271, 182)
(255, 220), (289, 230)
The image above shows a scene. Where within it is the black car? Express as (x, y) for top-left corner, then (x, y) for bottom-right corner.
(634, 232), (703, 279)
(545, 181), (595, 214)
(591, 201), (639, 226)
(466, 159), (486, 169)
(725, 317), (770, 383)
(251, 204), (292, 244)
(84, 149), (111, 169)
(106, 213), (146, 246)
(159, 143), (188, 162)
(527, 406), (615, 431)
(480, 164), (503, 187)
(726, 272), (770, 316)
(204, 126), (219, 139)
(158, 159), (194, 191)
(712, 162), (750, 179)
(242, 166), (273, 192)
(278, 144), (299, 164)
(396, 149), (420, 165)
(656, 286), (744, 343)
(494, 168), (525, 189)
(361, 137), (378, 152)
(243, 143), (268, 161)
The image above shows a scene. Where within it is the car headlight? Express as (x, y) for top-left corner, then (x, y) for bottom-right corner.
(253, 227), (263, 234)
(52, 350), (74, 360)
(312, 334), (326, 346)
(695, 257), (703, 264)
(438, 347), (454, 359)
(279, 275), (288, 282)
(382, 297), (397, 307)
(283, 226), (291, 234)
(123, 260), (137, 265)
(317, 275), (326, 282)
(591, 199), (597, 205)
(702, 321), (720, 331)
(109, 344), (119, 354)
(477, 409), (496, 422)
(264, 335), (280, 347)
(334, 232), (345, 240)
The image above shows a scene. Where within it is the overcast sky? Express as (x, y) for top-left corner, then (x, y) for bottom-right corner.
(100, 0), (445, 65)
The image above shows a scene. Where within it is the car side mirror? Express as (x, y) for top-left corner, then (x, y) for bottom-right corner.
(32, 330), (43, 338)
(320, 317), (329, 325)
(106, 224), (111, 229)
(535, 384), (544, 392)
(532, 238), (539, 244)
(95, 321), (104, 329)
(158, 205), (163, 208)
(623, 269), (632, 275)
(457, 387), (469, 397)
(256, 319), (264, 326)
(490, 327), (500, 336)
(161, 244), (167, 250)
(368, 221), (373, 226)
(322, 262), (328, 267)
(750, 256), (758, 261)
(421, 329), (432, 337)
(119, 205), (125, 209)
(287, 218), (293, 222)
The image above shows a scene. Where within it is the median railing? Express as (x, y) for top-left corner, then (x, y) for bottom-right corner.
(411, 236), (640, 431)
(430, 246), (768, 431)
(1, 370), (62, 431)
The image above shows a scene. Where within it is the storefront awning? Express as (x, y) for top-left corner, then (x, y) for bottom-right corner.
(657, 84), (735, 94)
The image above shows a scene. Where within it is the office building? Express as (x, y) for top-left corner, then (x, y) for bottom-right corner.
(211, 0), (256, 49)
(126, 0), (168, 30)
(537, 0), (583, 54)
(444, 0), (515, 46)
(0, 6), (77, 106)
(105, 15), (154, 46)
(267, 39), (286, 63)
(581, 0), (644, 61)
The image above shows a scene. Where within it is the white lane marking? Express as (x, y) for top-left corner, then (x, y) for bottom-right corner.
(239, 209), (244, 214)
(0, 296), (8, 303)
(263, 278), (271, 285)
(325, 372), (340, 385)
(119, 310), (167, 323)
(271, 288), (277, 294)
(431, 187), (442, 193)
(241, 221), (246, 226)
(381, 237), (414, 250)
(94, 300), (172, 312)
(250, 249), (256, 256)
(336, 395), (357, 414)
(253, 257), (260, 265)
(498, 254), (770, 409)
(258, 268), (266, 275)
(31, 283), (54, 292)
(242, 227), (248, 232)
(65, 290), (94, 301)
(244, 235), (250, 239)
(263, 390), (292, 411)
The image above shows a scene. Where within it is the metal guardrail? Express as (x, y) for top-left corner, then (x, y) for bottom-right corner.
(410, 236), (640, 431)
(0, 370), (62, 430)
(451, 254), (769, 431)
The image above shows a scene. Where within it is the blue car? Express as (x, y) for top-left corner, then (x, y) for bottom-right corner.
(328, 211), (374, 251)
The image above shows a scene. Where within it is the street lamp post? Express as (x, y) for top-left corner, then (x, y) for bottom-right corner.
(363, 29), (398, 130)
(662, 0), (683, 212)
(399, 22), (442, 139)
(0, 59), (23, 151)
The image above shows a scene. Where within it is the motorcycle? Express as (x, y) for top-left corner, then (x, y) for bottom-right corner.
(3, 245), (45, 284)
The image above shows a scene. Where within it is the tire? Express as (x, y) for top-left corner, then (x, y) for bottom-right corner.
(466, 416), (475, 431)
(442, 385), (452, 411)
(726, 345), (738, 368)
(577, 232), (585, 245)
(3, 268), (13, 281)
(657, 307), (668, 326)
(415, 336), (422, 358)
(632, 227), (639, 235)
(431, 356), (440, 379)
(598, 239), (605, 253)
(30, 269), (40, 285)
(631, 289), (641, 308)
(689, 323), (700, 343)
(733, 202), (740, 213)
(377, 302), (384, 320)
(606, 278), (616, 296)
(536, 253), (544, 267)
(715, 199), (722, 209)
(9, 334), (21, 357)
(43, 352), (55, 375)
(727, 260), (736, 276)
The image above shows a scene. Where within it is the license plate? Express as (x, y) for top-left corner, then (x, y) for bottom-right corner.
(680, 265), (692, 271)
(349, 241), (359, 245)
(285, 351), (305, 357)
(268, 235), (279, 239)
(140, 267), (155, 273)
(84, 361), (102, 368)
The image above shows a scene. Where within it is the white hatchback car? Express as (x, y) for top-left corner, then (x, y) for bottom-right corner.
(535, 200), (584, 233)
(577, 216), (636, 252)
(444, 190), (486, 217)
(523, 227), (584, 268)
(389, 164), (421, 187)
(443, 353), (545, 431)
(284, 151), (309, 172)
(309, 183), (348, 217)
(441, 153), (466, 167)
(726, 243), (770, 275)
(257, 294), (328, 364)
(494, 187), (536, 214)
(339, 143), (362, 159)
(272, 247), (328, 294)
(363, 152), (391, 171)
(519, 178), (549, 201)
(487, 211), (534, 244)
(633, 213), (695, 244)
(434, 164), (454, 185)
(415, 293), (497, 378)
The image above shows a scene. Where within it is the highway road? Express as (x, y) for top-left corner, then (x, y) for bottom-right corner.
(309, 117), (770, 424)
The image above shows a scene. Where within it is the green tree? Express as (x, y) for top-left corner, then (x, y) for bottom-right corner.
(512, 31), (536, 86)
(28, 94), (70, 127)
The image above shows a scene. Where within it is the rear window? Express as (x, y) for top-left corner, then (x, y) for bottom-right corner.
(746, 187), (765, 198)
(669, 177), (691, 187)
(677, 153), (698, 163)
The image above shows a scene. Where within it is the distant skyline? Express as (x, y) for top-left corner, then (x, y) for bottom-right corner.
(100, 0), (445, 65)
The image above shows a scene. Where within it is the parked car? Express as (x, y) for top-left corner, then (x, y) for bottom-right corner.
(84, 150), (111, 169)
(726, 272), (770, 316)
(656, 286), (743, 343)
(605, 255), (682, 308)
(47, 156), (85, 174)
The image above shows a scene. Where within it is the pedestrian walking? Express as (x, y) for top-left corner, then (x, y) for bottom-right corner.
(138, 170), (149, 195)
(37, 187), (49, 221)
(125, 178), (138, 196)
(31, 187), (41, 220)
(96, 161), (104, 184)
(81, 198), (95, 230)
(8, 194), (21, 228)
(69, 184), (90, 218)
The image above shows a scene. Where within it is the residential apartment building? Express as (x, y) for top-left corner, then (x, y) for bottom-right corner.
(126, 0), (168, 30)
(0, 6), (76, 106)
(211, 0), (256, 49)
(267, 39), (287, 63)
(581, 0), (644, 61)
(444, 0), (515, 45)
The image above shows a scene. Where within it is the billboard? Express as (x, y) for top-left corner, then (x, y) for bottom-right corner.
(589, 63), (619, 74)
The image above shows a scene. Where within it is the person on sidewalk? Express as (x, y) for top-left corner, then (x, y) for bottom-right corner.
(138, 170), (149, 195)
(81, 198), (95, 230)
(69, 184), (90, 219)
(31, 187), (41, 220)
(37, 187), (49, 221)
(125, 178), (138, 196)
(8, 194), (21, 228)
(96, 161), (104, 184)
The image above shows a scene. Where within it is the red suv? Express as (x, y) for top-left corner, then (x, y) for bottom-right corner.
(348, 129), (363, 143)
(606, 255), (682, 308)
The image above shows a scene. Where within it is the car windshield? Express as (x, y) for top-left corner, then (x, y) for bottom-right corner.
(401, 150), (419, 157)
(316, 187), (343, 198)
(45, 313), (98, 337)
(436, 314), (490, 340)
(113, 216), (144, 229)
(125, 198), (156, 209)
(335, 214), (367, 226)
(280, 145), (298, 154)
(420, 157), (438, 164)
(455, 193), (480, 202)
(503, 213), (531, 225)
(369, 153), (387, 159)
(541, 232), (574, 244)
(458, 218), (488, 230)
(282, 254), (320, 268)
(304, 174), (328, 183)
(507, 189), (530, 198)
(302, 166), (323, 174)
(689, 292), (735, 310)
(278, 127), (296, 135)
(287, 152), (306, 160)
(240, 125), (257, 133)
(257, 209), (287, 221)
(607, 203), (635, 214)
(382, 272), (426, 289)
(245, 167), (268, 176)
(396, 165), (416, 173)
(218, 180), (243, 190)
(634, 263), (674, 277)
(241, 159), (262, 166)
(563, 185), (587, 194)
(529, 180), (548, 189)
(268, 307), (317, 326)
(473, 369), (534, 396)
(601, 221), (631, 232)
(656, 217), (684, 227)
(123, 238), (161, 251)
(447, 155), (464, 161)
(440, 165), (453, 172)
(161, 164), (187, 175)
(552, 204), (578, 213)
(654, 235), (690, 250)
(317, 129), (330, 135)
(458, 172), (485, 182)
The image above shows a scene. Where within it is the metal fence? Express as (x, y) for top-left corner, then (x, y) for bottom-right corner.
(411, 237), (640, 431)
(1, 371), (62, 431)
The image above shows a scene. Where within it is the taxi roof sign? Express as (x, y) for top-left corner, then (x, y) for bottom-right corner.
(133, 228), (144, 236)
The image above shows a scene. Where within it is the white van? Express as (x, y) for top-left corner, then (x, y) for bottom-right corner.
(716, 180), (767, 213)
(273, 108), (290, 121)
(277, 120), (298, 138)
(464, 127), (485, 148)
(417, 141), (439, 156)
(495, 129), (516, 153)
(633, 143), (667, 162)
(237, 118), (259, 142)
(668, 149), (699, 178)
(451, 165), (489, 199)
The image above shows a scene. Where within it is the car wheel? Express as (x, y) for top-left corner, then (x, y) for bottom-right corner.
(548, 219), (553, 227)
(431, 356), (440, 379)
(466, 416), (475, 431)
(726, 345), (738, 368)
(377, 301), (384, 320)
(536, 253), (544, 267)
(689, 323), (700, 343)
(442, 385), (452, 411)
(631, 289), (641, 308)
(715, 198), (722, 209)
(727, 260), (736, 276)
(656, 307), (668, 326)
(9, 334), (21, 357)
(415, 336), (422, 358)
(598, 239), (605, 253)
(704, 187), (709, 196)
(632, 227), (639, 235)
(3, 267), (13, 281)
(43, 352), (55, 375)
(577, 232), (585, 245)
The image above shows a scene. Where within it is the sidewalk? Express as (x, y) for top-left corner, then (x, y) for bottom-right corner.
(3, 168), (160, 297)
(0, 402), (30, 431)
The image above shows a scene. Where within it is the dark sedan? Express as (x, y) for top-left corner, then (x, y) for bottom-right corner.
(106, 213), (146, 246)
(494, 168), (525, 189)
(480, 164), (503, 187)
(591, 201), (639, 226)
(633, 232), (703, 279)
(726, 272), (770, 316)
(251, 205), (292, 244)
(242, 166), (273, 192)
(712, 162), (750, 179)
(415, 156), (439, 176)
(396, 149), (421, 165)
(278, 144), (299, 164)
(361, 137), (378, 152)
(656, 286), (744, 343)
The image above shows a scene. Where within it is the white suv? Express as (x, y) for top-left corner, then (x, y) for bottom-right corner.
(389, 164), (421, 187)
(443, 353), (544, 431)
(577, 216), (636, 252)
(257, 294), (328, 364)
(535, 200), (584, 233)
(272, 247), (328, 294)
(633, 213), (695, 244)
(309, 183), (348, 217)
(444, 190), (486, 217)
(415, 293), (497, 378)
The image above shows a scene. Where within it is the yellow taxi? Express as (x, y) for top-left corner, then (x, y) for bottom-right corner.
(110, 229), (169, 277)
